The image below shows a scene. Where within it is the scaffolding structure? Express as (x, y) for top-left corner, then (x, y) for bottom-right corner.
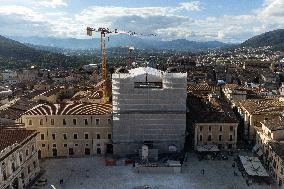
(112, 67), (187, 156)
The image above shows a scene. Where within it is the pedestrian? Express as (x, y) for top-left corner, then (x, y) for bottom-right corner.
(201, 169), (205, 175)
(60, 179), (63, 185)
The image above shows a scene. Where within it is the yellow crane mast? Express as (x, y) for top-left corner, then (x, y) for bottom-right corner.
(86, 27), (115, 103)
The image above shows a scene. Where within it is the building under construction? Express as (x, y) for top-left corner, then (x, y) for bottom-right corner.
(112, 67), (187, 156)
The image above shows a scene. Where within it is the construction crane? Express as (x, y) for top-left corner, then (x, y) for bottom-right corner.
(86, 27), (157, 103)
(86, 27), (114, 103)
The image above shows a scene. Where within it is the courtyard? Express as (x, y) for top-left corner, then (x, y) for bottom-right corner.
(33, 151), (277, 189)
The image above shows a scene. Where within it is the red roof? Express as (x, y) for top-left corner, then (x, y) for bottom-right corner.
(0, 127), (36, 152)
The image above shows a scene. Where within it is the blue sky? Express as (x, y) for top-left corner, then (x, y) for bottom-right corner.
(0, 0), (283, 42)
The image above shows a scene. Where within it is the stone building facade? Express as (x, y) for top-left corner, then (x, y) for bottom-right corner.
(194, 113), (238, 150)
(255, 117), (284, 188)
(0, 126), (39, 189)
(20, 103), (112, 158)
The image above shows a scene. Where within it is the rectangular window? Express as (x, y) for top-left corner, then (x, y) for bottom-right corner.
(51, 119), (54, 125)
(73, 119), (77, 125)
(134, 82), (162, 88)
(40, 119), (43, 125)
(40, 134), (44, 140)
(74, 144), (78, 147)
(219, 126), (223, 132)
(74, 134), (78, 139)
(63, 119), (66, 125)
(11, 162), (16, 172)
(84, 119), (88, 125)
(19, 155), (23, 162)
(208, 135), (212, 141)
(200, 126), (203, 131)
(41, 144), (45, 148)
(108, 134), (112, 139)
(209, 126), (211, 131)
(85, 133), (89, 139)
(95, 119), (100, 125)
(96, 134), (100, 139)
(63, 133), (67, 140)
(28, 120), (32, 125)
(64, 144), (67, 147)
(52, 144), (56, 148)
(219, 135), (222, 141)
(199, 135), (202, 141)
(230, 135), (233, 141)
(230, 126), (234, 131)
(52, 134), (56, 140)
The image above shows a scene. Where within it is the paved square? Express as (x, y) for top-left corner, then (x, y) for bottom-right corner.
(36, 152), (277, 189)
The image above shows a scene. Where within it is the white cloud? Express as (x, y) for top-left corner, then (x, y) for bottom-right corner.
(0, 5), (44, 21)
(0, 0), (284, 42)
(177, 1), (202, 11)
(217, 31), (225, 40)
(33, 0), (67, 8)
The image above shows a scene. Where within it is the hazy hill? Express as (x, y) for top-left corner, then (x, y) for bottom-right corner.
(10, 35), (229, 50)
(240, 29), (284, 51)
(0, 35), (83, 68)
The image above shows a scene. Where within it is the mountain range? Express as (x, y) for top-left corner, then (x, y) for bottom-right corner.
(0, 35), (83, 68)
(10, 35), (229, 50)
(1, 29), (284, 69)
(240, 29), (284, 51)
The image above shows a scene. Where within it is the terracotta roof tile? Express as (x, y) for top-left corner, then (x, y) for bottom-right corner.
(0, 127), (36, 152)
(261, 116), (284, 131)
(187, 83), (219, 93)
(239, 99), (284, 114)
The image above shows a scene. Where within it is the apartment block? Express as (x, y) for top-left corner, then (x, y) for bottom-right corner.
(0, 126), (39, 189)
(20, 103), (112, 158)
(255, 116), (284, 188)
(194, 112), (238, 150)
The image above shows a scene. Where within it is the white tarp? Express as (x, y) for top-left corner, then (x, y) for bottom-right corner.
(239, 156), (269, 177)
(197, 144), (220, 152)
